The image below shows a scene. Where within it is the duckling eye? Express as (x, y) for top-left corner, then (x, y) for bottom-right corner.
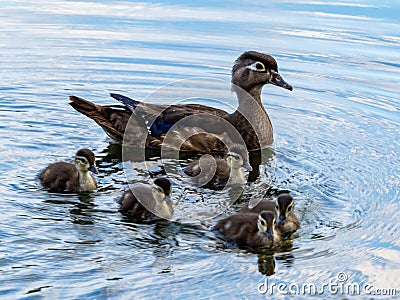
(255, 62), (265, 71)
(260, 219), (266, 226)
(287, 205), (292, 212)
(76, 157), (86, 163)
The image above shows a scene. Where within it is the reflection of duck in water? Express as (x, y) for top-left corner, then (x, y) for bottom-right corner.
(69, 51), (292, 152)
(118, 178), (173, 221)
(38, 148), (98, 193)
(183, 144), (252, 190)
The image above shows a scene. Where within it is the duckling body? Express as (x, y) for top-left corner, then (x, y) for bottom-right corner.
(183, 144), (252, 189)
(118, 178), (173, 221)
(239, 198), (278, 215)
(39, 149), (98, 193)
(215, 211), (281, 249)
(70, 51), (292, 152)
(240, 194), (300, 234)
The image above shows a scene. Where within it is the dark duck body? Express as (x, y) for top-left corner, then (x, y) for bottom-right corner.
(118, 178), (173, 221)
(38, 149), (98, 193)
(183, 144), (252, 190)
(215, 210), (281, 249)
(69, 51), (292, 152)
(240, 194), (300, 234)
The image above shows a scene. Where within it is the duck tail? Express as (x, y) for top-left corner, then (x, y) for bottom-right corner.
(69, 95), (125, 142)
(110, 93), (141, 110)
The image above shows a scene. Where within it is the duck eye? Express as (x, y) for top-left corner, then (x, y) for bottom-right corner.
(287, 206), (292, 212)
(255, 62), (265, 71)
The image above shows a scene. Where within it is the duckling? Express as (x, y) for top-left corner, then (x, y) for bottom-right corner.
(69, 51), (293, 151)
(215, 210), (281, 249)
(276, 194), (300, 233)
(38, 148), (98, 193)
(183, 144), (252, 190)
(239, 194), (300, 234)
(118, 178), (173, 221)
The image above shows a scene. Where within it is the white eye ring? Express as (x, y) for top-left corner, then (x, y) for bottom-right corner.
(247, 61), (266, 72)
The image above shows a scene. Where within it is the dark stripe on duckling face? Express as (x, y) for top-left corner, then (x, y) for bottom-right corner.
(277, 194), (294, 226)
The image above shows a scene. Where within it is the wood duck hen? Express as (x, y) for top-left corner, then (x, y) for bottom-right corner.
(69, 51), (292, 152)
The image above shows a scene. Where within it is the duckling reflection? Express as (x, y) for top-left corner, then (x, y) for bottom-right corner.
(38, 148), (98, 193)
(183, 144), (252, 190)
(215, 210), (281, 249)
(118, 178), (173, 221)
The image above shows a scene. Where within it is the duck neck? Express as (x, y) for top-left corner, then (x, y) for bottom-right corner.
(228, 167), (246, 185)
(78, 169), (97, 191)
(228, 85), (273, 148)
(154, 199), (173, 219)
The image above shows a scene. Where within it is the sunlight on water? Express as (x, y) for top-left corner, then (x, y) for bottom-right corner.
(0, 0), (399, 298)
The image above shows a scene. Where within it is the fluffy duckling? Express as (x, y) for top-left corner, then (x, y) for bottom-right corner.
(183, 144), (252, 190)
(215, 210), (281, 249)
(276, 194), (300, 233)
(240, 194), (300, 234)
(118, 178), (173, 221)
(39, 148), (98, 193)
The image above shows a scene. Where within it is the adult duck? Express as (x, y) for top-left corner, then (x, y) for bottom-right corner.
(69, 51), (292, 152)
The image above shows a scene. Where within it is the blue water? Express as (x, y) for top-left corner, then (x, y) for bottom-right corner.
(0, 0), (399, 298)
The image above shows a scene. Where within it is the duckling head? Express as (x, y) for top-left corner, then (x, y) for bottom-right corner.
(257, 211), (277, 242)
(75, 149), (98, 174)
(225, 144), (253, 172)
(152, 178), (172, 203)
(231, 51), (292, 93)
(277, 194), (294, 228)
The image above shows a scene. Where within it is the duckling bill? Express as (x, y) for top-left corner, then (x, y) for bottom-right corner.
(38, 148), (98, 193)
(118, 178), (173, 221)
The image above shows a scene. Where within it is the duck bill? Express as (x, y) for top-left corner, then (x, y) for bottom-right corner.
(266, 229), (274, 241)
(242, 161), (253, 172)
(89, 165), (99, 174)
(277, 215), (286, 228)
(269, 70), (293, 91)
(164, 195), (172, 203)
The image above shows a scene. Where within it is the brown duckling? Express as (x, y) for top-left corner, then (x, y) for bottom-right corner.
(276, 194), (300, 233)
(183, 144), (252, 190)
(215, 210), (281, 249)
(118, 178), (173, 221)
(69, 51), (292, 151)
(38, 148), (98, 193)
(240, 194), (300, 234)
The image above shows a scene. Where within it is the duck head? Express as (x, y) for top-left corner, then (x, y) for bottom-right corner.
(277, 194), (294, 227)
(257, 210), (277, 242)
(75, 148), (98, 174)
(231, 51), (293, 94)
(152, 177), (172, 203)
(225, 144), (253, 171)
